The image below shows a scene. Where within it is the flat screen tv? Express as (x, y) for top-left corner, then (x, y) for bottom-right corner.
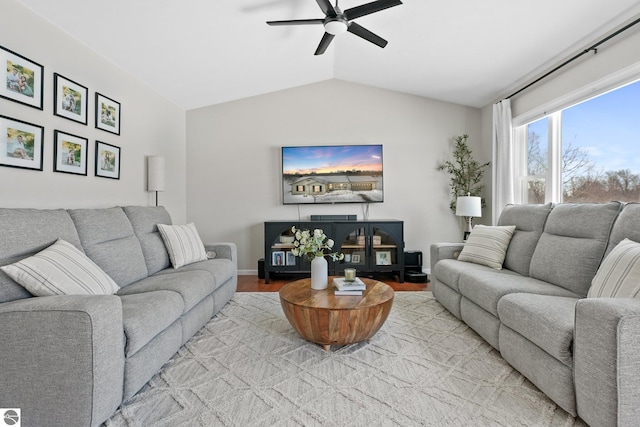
(282, 144), (383, 204)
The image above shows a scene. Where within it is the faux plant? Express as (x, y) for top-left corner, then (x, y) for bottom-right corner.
(438, 134), (490, 212)
(290, 226), (344, 261)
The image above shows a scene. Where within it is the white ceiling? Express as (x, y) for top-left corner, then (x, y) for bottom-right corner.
(14, 0), (640, 110)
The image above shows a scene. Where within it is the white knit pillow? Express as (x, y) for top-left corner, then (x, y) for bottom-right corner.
(457, 225), (516, 270)
(589, 238), (640, 298)
(157, 223), (207, 268)
(0, 239), (119, 296)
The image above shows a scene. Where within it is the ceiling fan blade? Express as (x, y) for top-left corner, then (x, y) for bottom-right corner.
(345, 0), (402, 21)
(347, 22), (388, 48)
(267, 18), (324, 26)
(314, 32), (335, 55)
(316, 0), (337, 17)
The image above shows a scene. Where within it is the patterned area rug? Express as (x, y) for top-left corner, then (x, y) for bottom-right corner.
(104, 292), (585, 427)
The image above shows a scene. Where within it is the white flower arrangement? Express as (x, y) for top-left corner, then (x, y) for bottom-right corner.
(290, 226), (344, 261)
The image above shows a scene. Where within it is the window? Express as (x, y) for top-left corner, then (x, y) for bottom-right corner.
(518, 79), (640, 204)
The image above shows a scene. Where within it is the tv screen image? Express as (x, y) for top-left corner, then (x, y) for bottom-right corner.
(282, 144), (383, 204)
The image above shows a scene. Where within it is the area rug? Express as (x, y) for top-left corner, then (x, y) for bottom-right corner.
(104, 292), (585, 427)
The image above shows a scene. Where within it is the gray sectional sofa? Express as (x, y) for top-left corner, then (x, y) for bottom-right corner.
(431, 201), (640, 427)
(0, 206), (237, 427)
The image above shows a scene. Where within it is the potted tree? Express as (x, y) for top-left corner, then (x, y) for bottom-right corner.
(438, 134), (490, 212)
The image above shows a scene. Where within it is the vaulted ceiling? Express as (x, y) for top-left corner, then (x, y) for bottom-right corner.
(14, 0), (640, 110)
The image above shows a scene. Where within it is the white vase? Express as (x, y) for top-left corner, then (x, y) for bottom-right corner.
(310, 256), (328, 290)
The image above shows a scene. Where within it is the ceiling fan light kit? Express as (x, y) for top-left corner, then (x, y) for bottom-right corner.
(267, 0), (403, 55)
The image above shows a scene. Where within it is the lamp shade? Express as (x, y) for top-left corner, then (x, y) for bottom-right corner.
(147, 156), (165, 192)
(456, 196), (482, 217)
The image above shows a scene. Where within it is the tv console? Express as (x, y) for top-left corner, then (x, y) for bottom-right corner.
(264, 220), (404, 284)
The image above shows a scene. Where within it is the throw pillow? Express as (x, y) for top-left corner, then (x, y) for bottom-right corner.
(157, 223), (208, 268)
(0, 239), (119, 296)
(589, 238), (640, 298)
(457, 225), (516, 270)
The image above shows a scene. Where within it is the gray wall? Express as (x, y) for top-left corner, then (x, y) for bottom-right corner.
(0, 0), (187, 223)
(186, 79), (483, 272)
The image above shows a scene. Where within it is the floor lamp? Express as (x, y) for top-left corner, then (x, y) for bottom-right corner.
(456, 195), (481, 241)
(147, 156), (165, 207)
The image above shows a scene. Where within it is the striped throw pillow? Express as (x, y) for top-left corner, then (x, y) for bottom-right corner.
(0, 239), (119, 296)
(157, 223), (207, 268)
(589, 238), (640, 298)
(457, 225), (516, 270)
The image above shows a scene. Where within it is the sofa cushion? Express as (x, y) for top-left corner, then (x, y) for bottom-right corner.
(497, 203), (553, 276)
(155, 258), (235, 292)
(589, 238), (640, 298)
(529, 202), (622, 297)
(120, 291), (184, 357)
(458, 225), (515, 269)
(69, 208), (148, 287)
(157, 223), (207, 269)
(123, 206), (172, 276)
(498, 293), (578, 367)
(117, 269), (215, 314)
(605, 202), (640, 257)
(1, 239), (119, 296)
(458, 268), (580, 316)
(0, 208), (84, 303)
(434, 258), (507, 293)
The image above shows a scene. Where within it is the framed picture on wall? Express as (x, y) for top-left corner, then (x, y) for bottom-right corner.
(95, 93), (120, 135)
(53, 130), (87, 175)
(54, 73), (88, 125)
(0, 115), (44, 171)
(95, 140), (120, 179)
(0, 46), (44, 110)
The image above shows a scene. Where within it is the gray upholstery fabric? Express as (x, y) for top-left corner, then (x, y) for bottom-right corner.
(0, 208), (83, 303)
(497, 203), (553, 276)
(118, 269), (215, 314)
(69, 207), (148, 287)
(121, 291), (184, 357)
(499, 326), (576, 416)
(458, 268), (578, 316)
(529, 202), (622, 296)
(123, 321), (183, 400)
(155, 258), (235, 291)
(0, 295), (124, 427)
(212, 279), (237, 314)
(574, 298), (640, 427)
(432, 281), (463, 319)
(123, 206), (172, 275)
(497, 294), (578, 366)
(180, 295), (214, 344)
(605, 202), (640, 256)
(433, 258), (493, 293)
(460, 296), (501, 349)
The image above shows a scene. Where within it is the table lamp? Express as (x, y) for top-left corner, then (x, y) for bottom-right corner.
(456, 194), (481, 241)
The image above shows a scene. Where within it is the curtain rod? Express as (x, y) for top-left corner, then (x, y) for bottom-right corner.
(502, 16), (640, 101)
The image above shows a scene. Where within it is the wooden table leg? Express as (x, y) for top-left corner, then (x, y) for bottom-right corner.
(323, 344), (331, 351)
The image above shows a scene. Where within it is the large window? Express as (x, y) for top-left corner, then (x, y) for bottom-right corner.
(520, 79), (640, 204)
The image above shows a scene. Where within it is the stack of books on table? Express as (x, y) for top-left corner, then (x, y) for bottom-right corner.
(333, 277), (366, 296)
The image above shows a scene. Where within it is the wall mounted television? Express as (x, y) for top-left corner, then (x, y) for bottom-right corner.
(282, 144), (383, 204)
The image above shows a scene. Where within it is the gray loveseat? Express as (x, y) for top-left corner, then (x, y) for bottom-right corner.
(431, 201), (640, 427)
(0, 206), (237, 427)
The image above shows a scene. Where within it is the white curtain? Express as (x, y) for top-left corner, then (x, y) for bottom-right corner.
(492, 99), (514, 223)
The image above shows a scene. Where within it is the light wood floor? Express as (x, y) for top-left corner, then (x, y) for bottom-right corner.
(237, 274), (431, 292)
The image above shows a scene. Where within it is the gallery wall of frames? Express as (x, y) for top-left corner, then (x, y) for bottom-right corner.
(1, 45), (121, 180)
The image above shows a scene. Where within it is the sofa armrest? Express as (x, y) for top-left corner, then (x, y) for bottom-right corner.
(205, 241), (237, 264)
(574, 298), (640, 427)
(0, 295), (125, 427)
(429, 242), (464, 276)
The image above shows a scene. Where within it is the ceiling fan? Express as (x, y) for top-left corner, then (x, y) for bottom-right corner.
(267, 0), (403, 55)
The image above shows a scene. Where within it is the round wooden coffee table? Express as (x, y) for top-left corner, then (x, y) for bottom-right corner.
(279, 277), (394, 350)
